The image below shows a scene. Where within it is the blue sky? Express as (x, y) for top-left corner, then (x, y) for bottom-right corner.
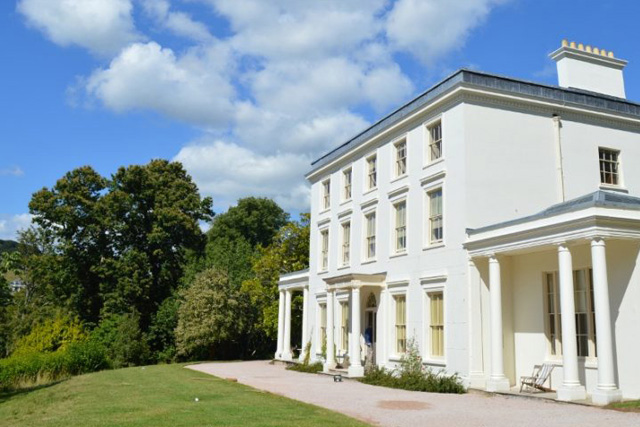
(1, 0), (639, 239)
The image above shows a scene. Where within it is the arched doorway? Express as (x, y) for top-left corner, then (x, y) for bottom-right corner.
(364, 292), (378, 366)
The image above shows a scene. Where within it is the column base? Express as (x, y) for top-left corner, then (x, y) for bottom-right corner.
(274, 352), (281, 360)
(468, 372), (487, 389)
(557, 384), (587, 401)
(486, 376), (510, 392)
(280, 351), (293, 362)
(347, 365), (365, 378)
(323, 361), (336, 373)
(592, 388), (623, 405)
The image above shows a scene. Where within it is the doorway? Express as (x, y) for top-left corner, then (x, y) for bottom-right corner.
(365, 292), (378, 366)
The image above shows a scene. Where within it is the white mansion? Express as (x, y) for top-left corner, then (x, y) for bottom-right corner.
(274, 40), (640, 405)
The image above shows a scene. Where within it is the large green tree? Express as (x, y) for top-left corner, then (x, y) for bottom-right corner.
(26, 160), (213, 330)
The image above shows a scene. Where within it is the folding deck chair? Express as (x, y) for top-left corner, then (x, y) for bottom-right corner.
(520, 363), (555, 393)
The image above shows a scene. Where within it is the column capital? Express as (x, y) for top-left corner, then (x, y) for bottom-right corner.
(556, 241), (571, 251)
(488, 253), (499, 263)
(591, 237), (606, 247)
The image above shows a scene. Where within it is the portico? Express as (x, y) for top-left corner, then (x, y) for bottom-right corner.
(322, 273), (386, 377)
(466, 191), (640, 404)
(275, 269), (310, 362)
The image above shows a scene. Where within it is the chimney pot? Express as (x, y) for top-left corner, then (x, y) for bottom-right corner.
(586, 45), (592, 53)
(570, 41), (576, 48)
(578, 43), (584, 51)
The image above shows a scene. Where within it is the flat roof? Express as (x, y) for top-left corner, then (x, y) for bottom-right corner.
(308, 69), (640, 176)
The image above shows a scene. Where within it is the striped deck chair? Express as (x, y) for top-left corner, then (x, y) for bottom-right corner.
(520, 363), (555, 393)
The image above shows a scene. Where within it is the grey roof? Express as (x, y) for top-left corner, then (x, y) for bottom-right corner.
(308, 69), (640, 176)
(467, 190), (640, 235)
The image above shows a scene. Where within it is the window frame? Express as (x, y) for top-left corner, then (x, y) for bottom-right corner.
(342, 167), (352, 202)
(363, 210), (377, 261)
(365, 154), (377, 191)
(317, 300), (327, 355)
(427, 291), (444, 359)
(426, 187), (444, 246)
(426, 120), (443, 163)
(340, 220), (351, 267)
(393, 199), (407, 254)
(394, 139), (407, 178)
(319, 228), (329, 272)
(339, 300), (349, 353)
(394, 294), (407, 355)
(598, 147), (621, 187)
(321, 179), (331, 210)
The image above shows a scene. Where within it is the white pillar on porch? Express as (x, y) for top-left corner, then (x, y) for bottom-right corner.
(299, 286), (309, 362)
(275, 290), (285, 359)
(557, 243), (586, 401)
(590, 238), (623, 404)
(282, 289), (293, 361)
(349, 287), (364, 377)
(324, 290), (336, 372)
(487, 255), (510, 391)
(468, 259), (486, 388)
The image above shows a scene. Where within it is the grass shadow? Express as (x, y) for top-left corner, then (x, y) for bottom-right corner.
(0, 379), (67, 404)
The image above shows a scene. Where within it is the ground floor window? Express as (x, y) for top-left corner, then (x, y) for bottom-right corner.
(394, 295), (407, 354)
(544, 268), (596, 358)
(340, 301), (349, 352)
(319, 303), (327, 348)
(428, 292), (444, 358)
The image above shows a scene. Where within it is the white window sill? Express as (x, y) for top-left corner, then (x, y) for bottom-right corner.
(389, 251), (408, 259)
(423, 242), (445, 251)
(318, 208), (330, 215)
(423, 157), (445, 169)
(361, 258), (377, 265)
(390, 174), (408, 184)
(363, 187), (377, 196)
(317, 270), (329, 275)
(423, 358), (446, 367)
(340, 199), (352, 206)
(599, 184), (628, 193)
(337, 264), (350, 271)
(388, 354), (405, 362)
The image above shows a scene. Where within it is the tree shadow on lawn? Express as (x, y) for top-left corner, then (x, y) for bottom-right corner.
(0, 380), (67, 404)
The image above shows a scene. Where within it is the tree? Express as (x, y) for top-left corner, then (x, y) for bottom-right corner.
(241, 214), (310, 355)
(26, 160), (213, 331)
(175, 269), (248, 360)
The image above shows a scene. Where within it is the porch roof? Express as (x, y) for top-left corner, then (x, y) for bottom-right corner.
(278, 269), (309, 290)
(323, 272), (387, 290)
(465, 190), (640, 257)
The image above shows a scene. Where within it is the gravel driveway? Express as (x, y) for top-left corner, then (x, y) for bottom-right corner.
(187, 361), (639, 427)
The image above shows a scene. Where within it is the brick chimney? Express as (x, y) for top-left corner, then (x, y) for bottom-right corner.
(550, 39), (627, 98)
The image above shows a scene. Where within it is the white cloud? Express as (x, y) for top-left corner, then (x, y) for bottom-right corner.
(174, 139), (310, 211)
(17, 0), (142, 57)
(142, 0), (213, 42)
(386, 0), (506, 63)
(85, 42), (235, 127)
(0, 166), (24, 177)
(0, 214), (32, 240)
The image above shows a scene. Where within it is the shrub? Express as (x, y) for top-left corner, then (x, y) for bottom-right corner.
(90, 312), (149, 368)
(12, 314), (87, 356)
(0, 340), (109, 390)
(287, 362), (323, 374)
(359, 339), (465, 394)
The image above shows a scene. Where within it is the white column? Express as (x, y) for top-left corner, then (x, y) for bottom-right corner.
(590, 239), (623, 404)
(282, 289), (293, 361)
(468, 259), (486, 388)
(299, 287), (309, 362)
(557, 244), (586, 401)
(324, 290), (336, 372)
(348, 287), (364, 377)
(275, 290), (285, 359)
(486, 255), (510, 391)
(378, 288), (387, 367)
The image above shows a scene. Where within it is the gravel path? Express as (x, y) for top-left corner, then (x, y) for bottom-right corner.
(187, 361), (639, 427)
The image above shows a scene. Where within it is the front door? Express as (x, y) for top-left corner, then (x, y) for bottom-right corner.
(365, 309), (377, 365)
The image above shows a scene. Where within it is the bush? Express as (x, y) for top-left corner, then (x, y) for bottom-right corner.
(359, 339), (465, 394)
(286, 362), (323, 374)
(0, 340), (109, 391)
(90, 312), (149, 368)
(12, 314), (87, 356)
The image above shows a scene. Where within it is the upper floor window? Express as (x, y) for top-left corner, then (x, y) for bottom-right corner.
(365, 211), (376, 260)
(394, 200), (407, 253)
(320, 229), (329, 271)
(395, 295), (407, 354)
(322, 179), (331, 209)
(428, 121), (442, 162)
(395, 140), (407, 177)
(342, 168), (352, 201)
(427, 188), (443, 244)
(341, 221), (351, 266)
(599, 147), (620, 186)
(366, 155), (377, 190)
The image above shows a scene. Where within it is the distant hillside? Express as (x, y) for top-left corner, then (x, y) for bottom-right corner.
(0, 239), (18, 255)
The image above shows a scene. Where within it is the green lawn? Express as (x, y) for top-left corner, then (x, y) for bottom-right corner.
(0, 364), (367, 427)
